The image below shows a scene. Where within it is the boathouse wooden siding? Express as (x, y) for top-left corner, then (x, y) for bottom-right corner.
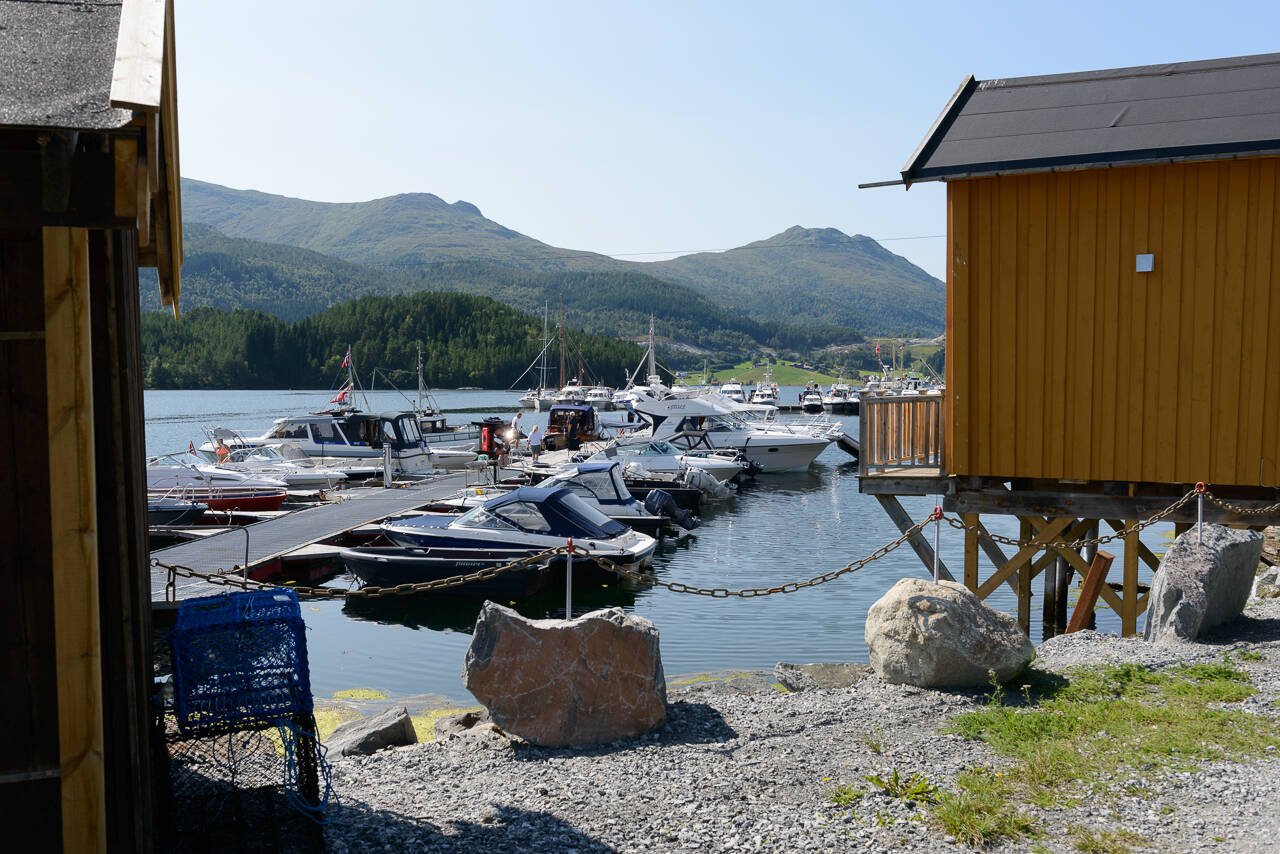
(946, 155), (1280, 487)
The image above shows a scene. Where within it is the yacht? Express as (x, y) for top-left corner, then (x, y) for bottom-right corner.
(626, 393), (834, 471)
(146, 458), (289, 511)
(823, 380), (855, 414)
(584, 386), (614, 410)
(749, 366), (780, 406)
(719, 379), (746, 404)
(799, 385), (825, 414)
(555, 378), (587, 405)
(588, 438), (747, 482)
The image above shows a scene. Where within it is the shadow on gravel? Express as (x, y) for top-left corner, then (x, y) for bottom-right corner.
(506, 700), (738, 764)
(325, 800), (612, 853)
(1199, 613), (1280, 645)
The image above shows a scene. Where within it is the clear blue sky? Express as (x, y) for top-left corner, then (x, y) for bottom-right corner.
(176, 1), (1280, 279)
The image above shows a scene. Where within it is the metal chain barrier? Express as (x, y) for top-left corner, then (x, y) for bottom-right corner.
(576, 516), (932, 598)
(1203, 491), (1280, 516)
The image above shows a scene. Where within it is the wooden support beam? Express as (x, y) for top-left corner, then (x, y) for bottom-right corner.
(963, 512), (978, 591)
(968, 518), (1021, 595)
(1106, 519), (1163, 569)
(112, 137), (138, 220)
(948, 488), (1280, 526)
(977, 515), (1074, 599)
(43, 226), (106, 853)
(1067, 550), (1116, 633)
(1018, 519), (1032, 635)
(1123, 523), (1140, 636)
(874, 495), (956, 583)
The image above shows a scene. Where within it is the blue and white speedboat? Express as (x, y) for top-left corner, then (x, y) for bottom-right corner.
(379, 486), (658, 569)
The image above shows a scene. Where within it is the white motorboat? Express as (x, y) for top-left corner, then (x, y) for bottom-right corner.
(626, 393), (834, 471)
(584, 386), (614, 410)
(749, 366), (780, 406)
(719, 379), (746, 403)
(799, 385), (825, 414)
(146, 457), (289, 511)
(200, 441), (348, 490)
(588, 438), (747, 482)
(555, 379), (587, 405)
(822, 380), (855, 413)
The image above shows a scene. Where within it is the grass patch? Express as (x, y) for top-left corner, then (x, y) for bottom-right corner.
(408, 707), (482, 742)
(1068, 824), (1146, 853)
(946, 661), (1280, 805)
(1236, 650), (1264, 662)
(863, 767), (938, 804)
(932, 767), (1040, 847)
(828, 783), (863, 808)
(332, 687), (387, 701)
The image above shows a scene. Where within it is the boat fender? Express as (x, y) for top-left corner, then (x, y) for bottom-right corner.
(644, 489), (699, 531)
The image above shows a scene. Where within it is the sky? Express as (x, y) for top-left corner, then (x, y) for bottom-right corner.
(176, 1), (1280, 279)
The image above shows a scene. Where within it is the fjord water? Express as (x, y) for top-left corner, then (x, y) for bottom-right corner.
(146, 388), (1161, 703)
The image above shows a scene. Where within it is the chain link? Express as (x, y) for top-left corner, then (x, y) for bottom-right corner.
(577, 517), (931, 598)
(1203, 492), (1280, 517)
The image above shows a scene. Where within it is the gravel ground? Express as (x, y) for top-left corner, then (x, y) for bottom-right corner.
(321, 595), (1280, 853)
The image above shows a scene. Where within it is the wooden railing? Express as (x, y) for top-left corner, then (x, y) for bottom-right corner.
(858, 394), (945, 475)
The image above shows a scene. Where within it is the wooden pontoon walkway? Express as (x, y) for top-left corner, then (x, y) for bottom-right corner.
(149, 473), (474, 606)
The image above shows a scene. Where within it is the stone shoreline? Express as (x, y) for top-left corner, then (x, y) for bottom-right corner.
(320, 595), (1280, 853)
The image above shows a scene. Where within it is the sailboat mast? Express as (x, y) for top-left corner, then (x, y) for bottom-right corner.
(558, 297), (565, 389)
(417, 344), (424, 415)
(540, 302), (549, 390)
(646, 315), (656, 382)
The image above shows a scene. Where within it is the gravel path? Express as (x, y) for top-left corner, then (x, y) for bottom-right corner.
(322, 596), (1280, 853)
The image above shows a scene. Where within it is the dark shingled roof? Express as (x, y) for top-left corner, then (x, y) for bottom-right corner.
(0, 0), (134, 131)
(902, 52), (1280, 184)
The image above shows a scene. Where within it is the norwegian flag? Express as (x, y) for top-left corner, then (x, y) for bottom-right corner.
(340, 347), (352, 369)
(329, 384), (350, 404)
(875, 343), (880, 356)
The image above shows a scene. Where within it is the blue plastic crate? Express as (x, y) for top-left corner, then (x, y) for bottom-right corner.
(170, 589), (313, 736)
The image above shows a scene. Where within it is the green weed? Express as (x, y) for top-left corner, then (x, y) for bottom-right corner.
(932, 767), (1039, 846)
(1068, 824), (1146, 854)
(863, 767), (938, 804)
(828, 783), (863, 808)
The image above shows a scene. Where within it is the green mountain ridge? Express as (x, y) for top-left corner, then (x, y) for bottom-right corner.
(178, 178), (944, 336)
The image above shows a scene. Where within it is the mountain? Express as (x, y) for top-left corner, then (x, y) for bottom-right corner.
(646, 227), (944, 337)
(139, 224), (850, 355)
(178, 179), (944, 335)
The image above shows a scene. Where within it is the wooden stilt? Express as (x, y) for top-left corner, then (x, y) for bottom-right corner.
(1018, 518), (1032, 634)
(1123, 522), (1140, 636)
(964, 512), (979, 592)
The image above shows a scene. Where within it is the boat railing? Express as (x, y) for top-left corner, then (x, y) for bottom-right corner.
(858, 393), (945, 475)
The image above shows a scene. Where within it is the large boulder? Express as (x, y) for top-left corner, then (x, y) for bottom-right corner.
(1144, 525), (1263, 643)
(326, 706), (417, 757)
(865, 578), (1033, 688)
(462, 603), (666, 747)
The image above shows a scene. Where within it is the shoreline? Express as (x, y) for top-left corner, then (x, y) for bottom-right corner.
(316, 594), (1280, 852)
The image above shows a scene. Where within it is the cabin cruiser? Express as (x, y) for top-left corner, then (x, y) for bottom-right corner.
(799, 385), (825, 414)
(555, 379), (587, 405)
(584, 386), (614, 410)
(823, 381), (855, 414)
(719, 379), (746, 404)
(626, 393), (834, 471)
(379, 486), (659, 568)
(519, 388), (555, 411)
(220, 411), (466, 473)
(588, 438), (747, 482)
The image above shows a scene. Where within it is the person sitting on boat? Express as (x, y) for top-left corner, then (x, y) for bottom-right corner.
(528, 425), (542, 462)
(215, 438), (230, 463)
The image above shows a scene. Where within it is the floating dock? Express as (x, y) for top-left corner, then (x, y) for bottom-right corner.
(149, 473), (477, 607)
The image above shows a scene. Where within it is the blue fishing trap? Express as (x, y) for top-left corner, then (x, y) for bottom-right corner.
(169, 588), (313, 737)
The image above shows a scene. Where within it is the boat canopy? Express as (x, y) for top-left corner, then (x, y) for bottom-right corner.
(458, 486), (628, 538)
(540, 462), (633, 507)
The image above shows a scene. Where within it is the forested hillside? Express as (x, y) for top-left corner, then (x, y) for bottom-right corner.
(178, 179), (944, 336)
(139, 224), (852, 355)
(140, 291), (641, 390)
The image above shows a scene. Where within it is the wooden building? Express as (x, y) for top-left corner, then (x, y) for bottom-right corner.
(861, 53), (1280, 636)
(1, 1), (183, 851)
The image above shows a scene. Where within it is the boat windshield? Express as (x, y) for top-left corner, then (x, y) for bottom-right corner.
(397, 415), (422, 443)
(267, 420), (311, 440)
(454, 507), (519, 531)
(549, 492), (627, 537)
(227, 447), (284, 464)
(543, 469), (627, 503)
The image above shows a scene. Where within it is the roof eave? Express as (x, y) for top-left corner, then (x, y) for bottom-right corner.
(900, 74), (976, 188)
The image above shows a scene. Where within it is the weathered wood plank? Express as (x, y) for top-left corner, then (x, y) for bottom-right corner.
(43, 226), (105, 853)
(1066, 550), (1115, 633)
(110, 0), (166, 111)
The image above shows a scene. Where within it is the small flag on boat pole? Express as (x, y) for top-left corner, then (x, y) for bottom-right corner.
(341, 347), (352, 369)
(330, 383), (350, 404)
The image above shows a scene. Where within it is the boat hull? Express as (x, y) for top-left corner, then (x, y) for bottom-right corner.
(340, 547), (552, 598)
(148, 486), (288, 512)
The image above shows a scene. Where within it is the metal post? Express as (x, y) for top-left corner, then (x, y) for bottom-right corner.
(1196, 482), (1206, 542)
(932, 506), (942, 582)
(565, 537), (574, 619)
(383, 445), (393, 488)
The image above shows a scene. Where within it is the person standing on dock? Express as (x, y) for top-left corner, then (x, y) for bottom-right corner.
(528, 425), (542, 462)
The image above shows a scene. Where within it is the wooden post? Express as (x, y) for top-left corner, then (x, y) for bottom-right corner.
(1018, 518), (1032, 634)
(963, 512), (979, 592)
(43, 226), (106, 853)
(1042, 552), (1062, 640)
(1123, 522), (1140, 636)
(1054, 555), (1070, 634)
(1067, 550), (1116, 633)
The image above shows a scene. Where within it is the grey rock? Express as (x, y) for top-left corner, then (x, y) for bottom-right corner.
(326, 706), (417, 757)
(1254, 564), (1280, 599)
(864, 578), (1033, 688)
(1144, 525), (1263, 643)
(462, 602), (666, 747)
(774, 661), (872, 692)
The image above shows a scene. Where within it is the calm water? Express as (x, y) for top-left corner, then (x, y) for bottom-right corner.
(145, 388), (1167, 704)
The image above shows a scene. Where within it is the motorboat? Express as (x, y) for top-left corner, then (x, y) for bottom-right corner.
(538, 461), (697, 532)
(380, 486), (659, 570)
(146, 459), (289, 512)
(339, 545), (553, 598)
(822, 381), (855, 414)
(584, 386), (614, 410)
(555, 379), (587, 405)
(588, 438), (747, 482)
(146, 496), (208, 526)
(719, 379), (746, 404)
(799, 385), (825, 414)
(199, 440), (348, 490)
(626, 392), (835, 471)
(519, 388), (555, 411)
(233, 411), (454, 473)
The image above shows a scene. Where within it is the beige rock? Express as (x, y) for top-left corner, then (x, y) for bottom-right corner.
(865, 578), (1033, 688)
(462, 602), (666, 746)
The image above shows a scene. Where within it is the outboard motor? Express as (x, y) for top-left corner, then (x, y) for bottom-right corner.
(644, 489), (699, 531)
